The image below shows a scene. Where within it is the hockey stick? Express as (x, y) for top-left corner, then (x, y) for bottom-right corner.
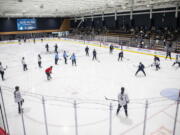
(97, 59), (100, 63)
(104, 96), (118, 102)
(146, 64), (153, 68)
(133, 64), (138, 68)
(124, 57), (130, 61)
(4, 66), (8, 70)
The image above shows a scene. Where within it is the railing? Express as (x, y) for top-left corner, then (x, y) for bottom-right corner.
(68, 34), (180, 53)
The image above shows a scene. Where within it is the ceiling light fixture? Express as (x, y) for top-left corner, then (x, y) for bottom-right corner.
(122, 5), (126, 9)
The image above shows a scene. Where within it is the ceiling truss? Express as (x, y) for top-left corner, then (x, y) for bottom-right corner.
(0, 0), (179, 17)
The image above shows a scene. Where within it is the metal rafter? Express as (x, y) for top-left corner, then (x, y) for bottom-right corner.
(0, 0), (179, 17)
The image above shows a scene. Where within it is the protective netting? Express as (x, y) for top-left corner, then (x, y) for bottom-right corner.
(0, 85), (179, 135)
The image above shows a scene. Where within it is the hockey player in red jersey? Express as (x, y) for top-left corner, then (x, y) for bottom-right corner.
(45, 66), (53, 80)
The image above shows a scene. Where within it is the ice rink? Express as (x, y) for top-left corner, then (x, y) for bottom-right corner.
(0, 38), (180, 135)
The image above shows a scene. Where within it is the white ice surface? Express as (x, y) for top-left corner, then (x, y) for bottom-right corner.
(0, 38), (180, 135)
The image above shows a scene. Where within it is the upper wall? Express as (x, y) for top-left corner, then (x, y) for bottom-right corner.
(0, 18), (63, 32)
(71, 7), (180, 30)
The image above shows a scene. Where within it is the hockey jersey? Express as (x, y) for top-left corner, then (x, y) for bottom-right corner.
(14, 90), (22, 103)
(118, 93), (129, 106)
(0, 65), (5, 72)
(45, 67), (52, 73)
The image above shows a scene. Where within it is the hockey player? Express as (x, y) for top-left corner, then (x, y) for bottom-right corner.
(54, 44), (58, 53)
(45, 66), (53, 80)
(165, 46), (172, 60)
(152, 55), (160, 70)
(63, 51), (68, 64)
(33, 38), (36, 44)
(0, 62), (6, 81)
(24, 38), (26, 43)
(118, 50), (124, 61)
(55, 53), (59, 65)
(45, 44), (49, 52)
(116, 87), (129, 117)
(154, 55), (160, 62)
(109, 44), (114, 54)
(92, 49), (97, 61)
(135, 62), (146, 76)
(70, 53), (76, 66)
(18, 39), (21, 45)
(85, 46), (89, 56)
(14, 86), (24, 114)
(38, 54), (42, 68)
(21, 57), (28, 71)
(172, 54), (180, 67)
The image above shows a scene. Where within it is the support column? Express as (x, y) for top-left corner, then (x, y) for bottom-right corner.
(42, 96), (49, 135)
(0, 104), (6, 133)
(109, 103), (112, 135)
(175, 5), (179, 28)
(74, 101), (78, 135)
(143, 100), (148, 135)
(130, 8), (134, 27)
(21, 106), (26, 135)
(173, 90), (180, 135)
(0, 87), (10, 135)
(150, 6), (153, 28)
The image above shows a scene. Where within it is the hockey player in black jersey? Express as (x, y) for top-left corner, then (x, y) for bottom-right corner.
(45, 44), (49, 52)
(92, 49), (97, 61)
(85, 46), (89, 56)
(109, 44), (114, 54)
(135, 62), (146, 76)
(165, 46), (172, 60)
(54, 44), (58, 53)
(118, 51), (124, 61)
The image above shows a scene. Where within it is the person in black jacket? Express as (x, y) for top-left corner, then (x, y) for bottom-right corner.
(92, 49), (97, 61)
(109, 45), (114, 54)
(135, 62), (146, 76)
(54, 44), (58, 53)
(45, 44), (49, 52)
(85, 46), (89, 56)
(118, 51), (124, 61)
(165, 44), (172, 60)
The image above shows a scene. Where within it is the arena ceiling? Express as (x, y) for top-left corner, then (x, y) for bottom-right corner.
(0, 0), (179, 17)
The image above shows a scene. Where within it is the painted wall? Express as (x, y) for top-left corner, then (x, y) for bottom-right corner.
(0, 18), (63, 32)
(71, 7), (180, 30)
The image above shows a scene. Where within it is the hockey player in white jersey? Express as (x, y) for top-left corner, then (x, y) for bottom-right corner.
(0, 62), (6, 81)
(21, 57), (28, 71)
(116, 87), (129, 117)
(14, 86), (24, 114)
(151, 55), (160, 71)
